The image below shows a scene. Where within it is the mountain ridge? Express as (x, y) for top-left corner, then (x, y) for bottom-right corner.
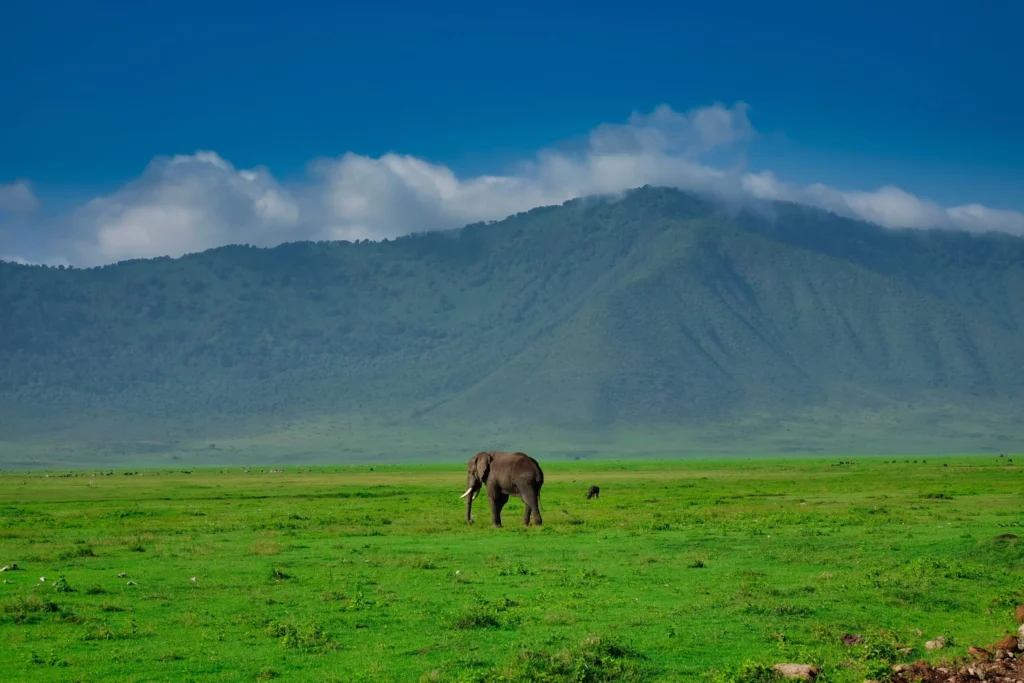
(2, 186), (1023, 465)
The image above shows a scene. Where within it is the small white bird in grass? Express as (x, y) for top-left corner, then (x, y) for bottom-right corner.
(126, 580), (137, 586)
(118, 572), (126, 578)
(190, 577), (197, 583)
(39, 577), (45, 582)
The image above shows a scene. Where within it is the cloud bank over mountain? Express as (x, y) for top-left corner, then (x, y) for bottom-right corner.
(3, 102), (1022, 267)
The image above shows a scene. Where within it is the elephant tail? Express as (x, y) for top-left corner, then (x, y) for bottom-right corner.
(522, 453), (544, 489)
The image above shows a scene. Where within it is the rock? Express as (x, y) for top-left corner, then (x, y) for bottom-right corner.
(889, 654), (1024, 682)
(925, 636), (946, 650)
(995, 648), (1007, 660)
(993, 635), (1019, 652)
(1016, 604), (1024, 624)
(841, 633), (863, 646)
(969, 645), (991, 660)
(772, 663), (821, 681)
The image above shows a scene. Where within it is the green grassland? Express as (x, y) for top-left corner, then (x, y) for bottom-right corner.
(7, 404), (1022, 471)
(2, 456), (1023, 682)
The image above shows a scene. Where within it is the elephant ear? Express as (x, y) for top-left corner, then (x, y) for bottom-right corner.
(474, 452), (492, 480)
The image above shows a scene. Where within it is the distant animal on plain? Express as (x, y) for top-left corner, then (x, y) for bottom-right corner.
(586, 485), (600, 500)
(461, 451), (544, 527)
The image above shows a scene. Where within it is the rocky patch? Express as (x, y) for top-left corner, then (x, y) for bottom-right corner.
(890, 628), (1024, 682)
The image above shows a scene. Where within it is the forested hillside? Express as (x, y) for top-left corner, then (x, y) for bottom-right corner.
(3, 187), (1023, 466)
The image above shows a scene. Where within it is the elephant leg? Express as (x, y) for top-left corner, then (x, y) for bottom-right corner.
(489, 490), (508, 527)
(521, 487), (542, 526)
(522, 499), (532, 526)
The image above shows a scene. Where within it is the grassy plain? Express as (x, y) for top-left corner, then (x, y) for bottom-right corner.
(8, 404), (1022, 472)
(1, 456), (1023, 682)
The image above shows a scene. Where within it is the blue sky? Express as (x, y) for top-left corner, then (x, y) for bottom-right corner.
(2, 0), (1022, 265)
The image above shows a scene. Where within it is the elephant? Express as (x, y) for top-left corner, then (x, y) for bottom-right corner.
(460, 451), (544, 527)
(586, 485), (600, 499)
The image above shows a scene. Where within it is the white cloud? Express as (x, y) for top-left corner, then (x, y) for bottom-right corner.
(8, 101), (1024, 265)
(947, 204), (1024, 234)
(588, 102), (754, 157)
(0, 180), (40, 215)
(743, 171), (1024, 235)
(69, 152), (301, 264)
(305, 102), (753, 244)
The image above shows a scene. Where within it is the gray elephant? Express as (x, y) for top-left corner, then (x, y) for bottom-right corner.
(460, 451), (544, 527)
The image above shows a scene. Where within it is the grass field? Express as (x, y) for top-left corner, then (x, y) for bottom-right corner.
(7, 404), (1024, 471)
(1, 456), (1023, 682)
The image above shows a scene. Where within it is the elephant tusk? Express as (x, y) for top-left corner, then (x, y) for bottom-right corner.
(471, 490), (479, 501)
(460, 487), (474, 499)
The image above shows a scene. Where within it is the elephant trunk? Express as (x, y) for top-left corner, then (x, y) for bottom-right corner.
(463, 484), (481, 522)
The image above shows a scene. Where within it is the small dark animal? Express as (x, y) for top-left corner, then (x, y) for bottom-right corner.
(586, 485), (600, 500)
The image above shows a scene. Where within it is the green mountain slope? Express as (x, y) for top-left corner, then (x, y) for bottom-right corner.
(2, 187), (1023, 465)
(432, 217), (1023, 424)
